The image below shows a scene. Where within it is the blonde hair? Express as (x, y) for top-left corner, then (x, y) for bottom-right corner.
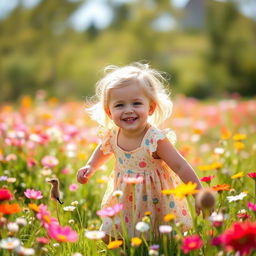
(87, 62), (173, 128)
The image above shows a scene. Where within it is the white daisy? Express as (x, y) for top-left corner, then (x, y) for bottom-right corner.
(136, 222), (150, 232)
(63, 206), (76, 212)
(85, 230), (105, 240)
(0, 237), (20, 250)
(226, 192), (247, 202)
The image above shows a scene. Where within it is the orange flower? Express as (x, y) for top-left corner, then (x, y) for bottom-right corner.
(164, 213), (176, 222)
(221, 127), (231, 140)
(212, 184), (230, 192)
(28, 203), (40, 212)
(0, 203), (21, 215)
(107, 240), (123, 249)
(131, 237), (142, 247)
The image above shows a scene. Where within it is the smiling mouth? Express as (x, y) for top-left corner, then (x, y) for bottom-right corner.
(122, 117), (138, 122)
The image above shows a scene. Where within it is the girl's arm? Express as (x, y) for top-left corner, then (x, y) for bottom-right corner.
(156, 138), (202, 190)
(77, 144), (113, 184)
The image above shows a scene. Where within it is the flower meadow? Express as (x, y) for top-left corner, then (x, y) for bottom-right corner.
(0, 93), (256, 256)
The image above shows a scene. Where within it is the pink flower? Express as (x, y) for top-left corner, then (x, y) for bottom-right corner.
(36, 237), (49, 244)
(248, 202), (256, 211)
(24, 189), (43, 200)
(27, 157), (37, 168)
(36, 204), (58, 228)
(41, 156), (59, 168)
(248, 172), (256, 180)
(48, 223), (78, 242)
(97, 204), (123, 217)
(181, 235), (203, 254)
(61, 168), (71, 175)
(123, 176), (143, 184)
(69, 184), (78, 192)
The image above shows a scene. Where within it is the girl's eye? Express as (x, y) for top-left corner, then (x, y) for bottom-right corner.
(115, 104), (124, 108)
(133, 102), (142, 105)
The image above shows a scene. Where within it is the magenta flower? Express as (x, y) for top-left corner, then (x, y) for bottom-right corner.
(248, 202), (256, 211)
(48, 223), (78, 242)
(41, 156), (59, 168)
(24, 189), (43, 200)
(181, 235), (203, 254)
(69, 184), (78, 192)
(248, 172), (256, 180)
(36, 204), (58, 228)
(97, 204), (123, 217)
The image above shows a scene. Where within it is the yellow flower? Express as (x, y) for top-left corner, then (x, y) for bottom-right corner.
(232, 133), (247, 141)
(231, 172), (244, 179)
(77, 152), (87, 160)
(198, 165), (212, 172)
(96, 178), (107, 184)
(198, 162), (223, 172)
(164, 213), (176, 222)
(107, 240), (123, 249)
(234, 142), (245, 151)
(168, 182), (199, 200)
(131, 237), (142, 247)
(211, 162), (223, 170)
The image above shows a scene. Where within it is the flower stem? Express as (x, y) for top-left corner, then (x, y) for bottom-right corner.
(163, 234), (168, 256)
(254, 180), (256, 204)
(112, 218), (118, 240)
(132, 184), (136, 237)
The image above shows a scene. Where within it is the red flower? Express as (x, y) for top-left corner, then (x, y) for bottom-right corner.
(0, 188), (13, 201)
(221, 221), (256, 255)
(248, 172), (256, 180)
(181, 235), (203, 254)
(200, 175), (215, 183)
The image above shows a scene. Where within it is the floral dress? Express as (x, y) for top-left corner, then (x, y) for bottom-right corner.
(99, 126), (192, 239)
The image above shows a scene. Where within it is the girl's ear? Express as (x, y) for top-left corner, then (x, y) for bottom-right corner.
(149, 102), (156, 115)
(105, 107), (112, 119)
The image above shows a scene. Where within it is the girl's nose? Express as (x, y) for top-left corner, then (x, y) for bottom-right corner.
(124, 106), (133, 114)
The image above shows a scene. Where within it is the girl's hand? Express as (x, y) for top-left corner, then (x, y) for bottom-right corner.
(77, 165), (93, 184)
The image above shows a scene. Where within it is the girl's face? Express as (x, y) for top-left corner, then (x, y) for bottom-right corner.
(106, 83), (155, 133)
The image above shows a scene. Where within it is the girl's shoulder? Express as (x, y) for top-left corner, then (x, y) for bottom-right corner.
(97, 126), (117, 155)
(144, 126), (177, 153)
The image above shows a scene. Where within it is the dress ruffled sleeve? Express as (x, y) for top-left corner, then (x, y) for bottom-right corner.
(97, 127), (113, 155)
(147, 127), (177, 153)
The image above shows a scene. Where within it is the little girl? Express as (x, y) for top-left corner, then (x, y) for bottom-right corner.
(77, 62), (202, 240)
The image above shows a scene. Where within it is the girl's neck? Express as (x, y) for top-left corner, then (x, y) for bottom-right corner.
(119, 123), (150, 139)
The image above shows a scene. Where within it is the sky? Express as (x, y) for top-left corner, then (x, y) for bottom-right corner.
(0, 0), (255, 30)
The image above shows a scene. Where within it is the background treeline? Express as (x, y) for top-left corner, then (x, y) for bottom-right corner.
(0, 0), (255, 101)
